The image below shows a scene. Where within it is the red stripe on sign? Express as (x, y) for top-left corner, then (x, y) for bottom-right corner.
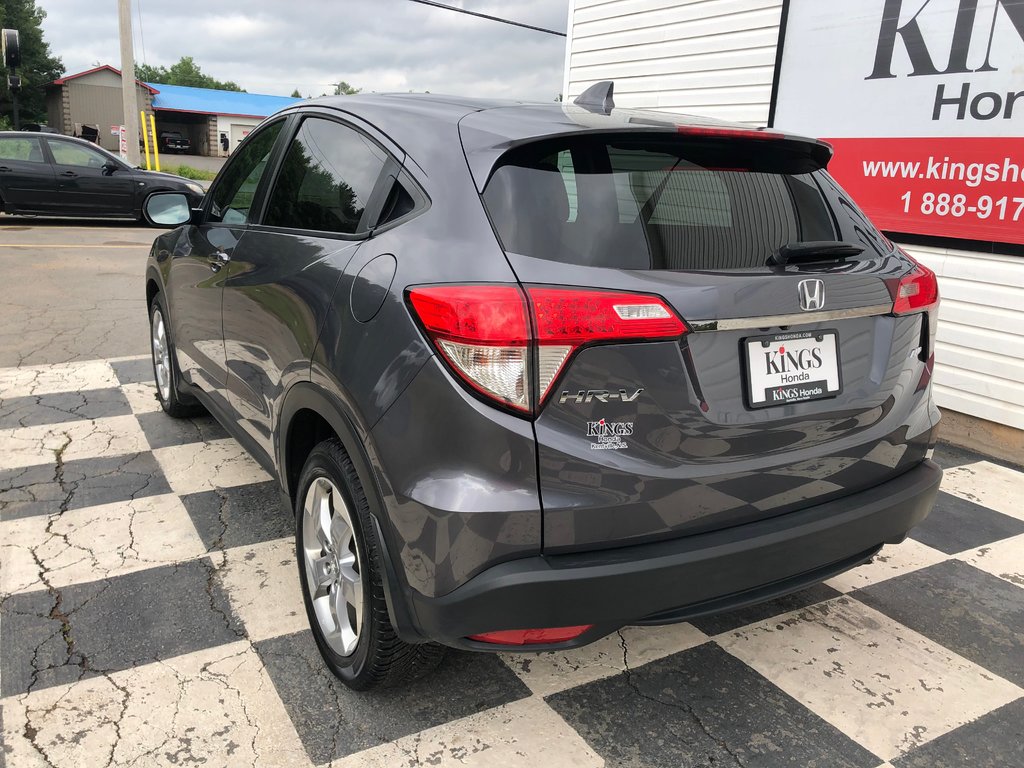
(823, 137), (1024, 246)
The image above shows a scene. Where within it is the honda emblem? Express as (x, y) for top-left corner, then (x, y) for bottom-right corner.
(797, 279), (825, 312)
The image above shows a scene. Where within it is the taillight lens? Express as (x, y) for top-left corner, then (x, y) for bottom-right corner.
(891, 252), (940, 363)
(529, 287), (686, 403)
(892, 262), (939, 315)
(407, 285), (687, 414)
(407, 286), (531, 412)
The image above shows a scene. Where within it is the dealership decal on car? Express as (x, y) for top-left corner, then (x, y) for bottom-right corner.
(586, 418), (633, 450)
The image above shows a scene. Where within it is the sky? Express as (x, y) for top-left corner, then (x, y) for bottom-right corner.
(37, 0), (570, 100)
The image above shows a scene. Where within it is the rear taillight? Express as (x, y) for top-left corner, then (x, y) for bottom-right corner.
(468, 625), (593, 645)
(529, 287), (686, 404)
(407, 285), (687, 415)
(407, 285), (531, 412)
(891, 252), (940, 362)
(892, 263), (940, 315)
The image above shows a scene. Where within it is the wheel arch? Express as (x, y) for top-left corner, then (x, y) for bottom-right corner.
(278, 381), (425, 642)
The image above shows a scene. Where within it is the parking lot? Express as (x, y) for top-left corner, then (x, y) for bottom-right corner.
(1, 218), (1023, 768)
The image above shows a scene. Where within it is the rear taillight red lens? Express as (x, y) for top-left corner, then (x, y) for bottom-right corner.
(468, 625), (593, 646)
(891, 252), (940, 363)
(529, 287), (686, 404)
(407, 285), (687, 414)
(892, 261), (940, 315)
(407, 286), (531, 412)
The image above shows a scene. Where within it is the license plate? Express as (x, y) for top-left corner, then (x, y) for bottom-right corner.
(743, 330), (842, 408)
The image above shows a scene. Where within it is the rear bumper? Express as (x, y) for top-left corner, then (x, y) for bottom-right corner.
(402, 460), (942, 650)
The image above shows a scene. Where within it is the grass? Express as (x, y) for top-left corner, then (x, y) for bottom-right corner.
(164, 164), (218, 181)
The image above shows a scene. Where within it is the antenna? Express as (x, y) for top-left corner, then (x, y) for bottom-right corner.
(573, 81), (615, 114)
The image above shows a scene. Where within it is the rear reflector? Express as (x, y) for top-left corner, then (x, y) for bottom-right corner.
(468, 625), (593, 646)
(408, 285), (687, 414)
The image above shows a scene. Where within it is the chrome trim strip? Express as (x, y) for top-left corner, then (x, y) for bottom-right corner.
(689, 304), (894, 333)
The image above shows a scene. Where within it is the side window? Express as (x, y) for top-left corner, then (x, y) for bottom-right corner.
(264, 117), (389, 235)
(0, 137), (45, 163)
(375, 178), (417, 228)
(209, 121), (283, 225)
(48, 141), (107, 168)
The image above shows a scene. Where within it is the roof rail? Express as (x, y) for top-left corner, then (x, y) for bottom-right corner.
(573, 81), (615, 114)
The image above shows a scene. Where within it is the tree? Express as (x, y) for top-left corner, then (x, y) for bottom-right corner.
(135, 56), (245, 92)
(290, 88), (302, 98)
(0, 0), (63, 126)
(332, 81), (360, 96)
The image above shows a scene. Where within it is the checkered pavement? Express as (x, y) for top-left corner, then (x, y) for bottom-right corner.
(2, 355), (1023, 768)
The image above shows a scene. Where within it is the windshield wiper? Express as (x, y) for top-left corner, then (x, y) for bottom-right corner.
(768, 241), (865, 267)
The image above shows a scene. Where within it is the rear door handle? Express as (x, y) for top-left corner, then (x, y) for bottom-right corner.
(0, 166), (11, 172)
(60, 170), (77, 177)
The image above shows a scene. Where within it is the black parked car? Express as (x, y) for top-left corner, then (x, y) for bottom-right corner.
(0, 131), (203, 219)
(143, 84), (942, 690)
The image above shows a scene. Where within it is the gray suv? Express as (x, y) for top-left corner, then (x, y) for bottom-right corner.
(143, 83), (942, 690)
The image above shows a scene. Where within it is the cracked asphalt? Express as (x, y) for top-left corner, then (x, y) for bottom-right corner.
(2, 218), (1024, 767)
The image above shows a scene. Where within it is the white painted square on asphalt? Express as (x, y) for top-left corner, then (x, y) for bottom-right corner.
(0, 493), (208, 595)
(719, 596), (1023, 761)
(825, 540), (948, 594)
(152, 438), (271, 496)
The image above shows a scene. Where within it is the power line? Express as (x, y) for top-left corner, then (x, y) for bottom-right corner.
(404, 0), (566, 37)
(136, 0), (147, 63)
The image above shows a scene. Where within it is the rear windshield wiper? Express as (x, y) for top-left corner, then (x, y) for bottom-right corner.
(768, 241), (865, 267)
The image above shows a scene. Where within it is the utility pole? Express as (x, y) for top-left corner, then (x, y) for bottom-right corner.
(117, 0), (141, 165)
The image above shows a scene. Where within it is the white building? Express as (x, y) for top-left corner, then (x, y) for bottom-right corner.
(562, 0), (1024, 457)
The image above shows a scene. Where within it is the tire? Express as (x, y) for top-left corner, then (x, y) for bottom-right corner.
(296, 439), (445, 690)
(148, 293), (203, 418)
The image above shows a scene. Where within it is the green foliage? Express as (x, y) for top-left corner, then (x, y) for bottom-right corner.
(0, 0), (64, 125)
(166, 164), (217, 181)
(332, 81), (360, 96)
(135, 56), (245, 92)
(290, 88), (302, 98)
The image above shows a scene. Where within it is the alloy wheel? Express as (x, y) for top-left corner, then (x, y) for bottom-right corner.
(151, 307), (172, 403)
(301, 476), (364, 656)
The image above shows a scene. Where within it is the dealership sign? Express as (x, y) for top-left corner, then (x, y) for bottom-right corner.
(773, 0), (1024, 245)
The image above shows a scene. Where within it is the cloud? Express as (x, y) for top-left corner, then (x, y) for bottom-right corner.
(38, 0), (569, 100)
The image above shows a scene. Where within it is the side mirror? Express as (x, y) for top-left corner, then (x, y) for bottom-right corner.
(144, 192), (193, 228)
(102, 161), (119, 176)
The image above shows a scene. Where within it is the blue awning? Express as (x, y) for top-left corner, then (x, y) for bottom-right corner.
(149, 83), (301, 118)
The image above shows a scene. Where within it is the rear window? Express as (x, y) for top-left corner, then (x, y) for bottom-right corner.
(482, 136), (838, 271)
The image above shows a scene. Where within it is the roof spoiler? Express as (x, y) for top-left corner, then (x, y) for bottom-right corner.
(573, 81), (615, 114)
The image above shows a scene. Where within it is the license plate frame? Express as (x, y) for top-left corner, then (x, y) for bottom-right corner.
(742, 330), (843, 409)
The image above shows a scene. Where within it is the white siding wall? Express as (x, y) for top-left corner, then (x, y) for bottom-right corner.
(564, 0), (784, 125)
(908, 246), (1024, 430)
(564, 0), (1024, 431)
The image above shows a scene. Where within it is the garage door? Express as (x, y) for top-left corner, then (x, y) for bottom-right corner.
(229, 124), (253, 152)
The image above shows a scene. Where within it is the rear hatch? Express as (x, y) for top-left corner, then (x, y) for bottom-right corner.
(477, 127), (937, 553)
